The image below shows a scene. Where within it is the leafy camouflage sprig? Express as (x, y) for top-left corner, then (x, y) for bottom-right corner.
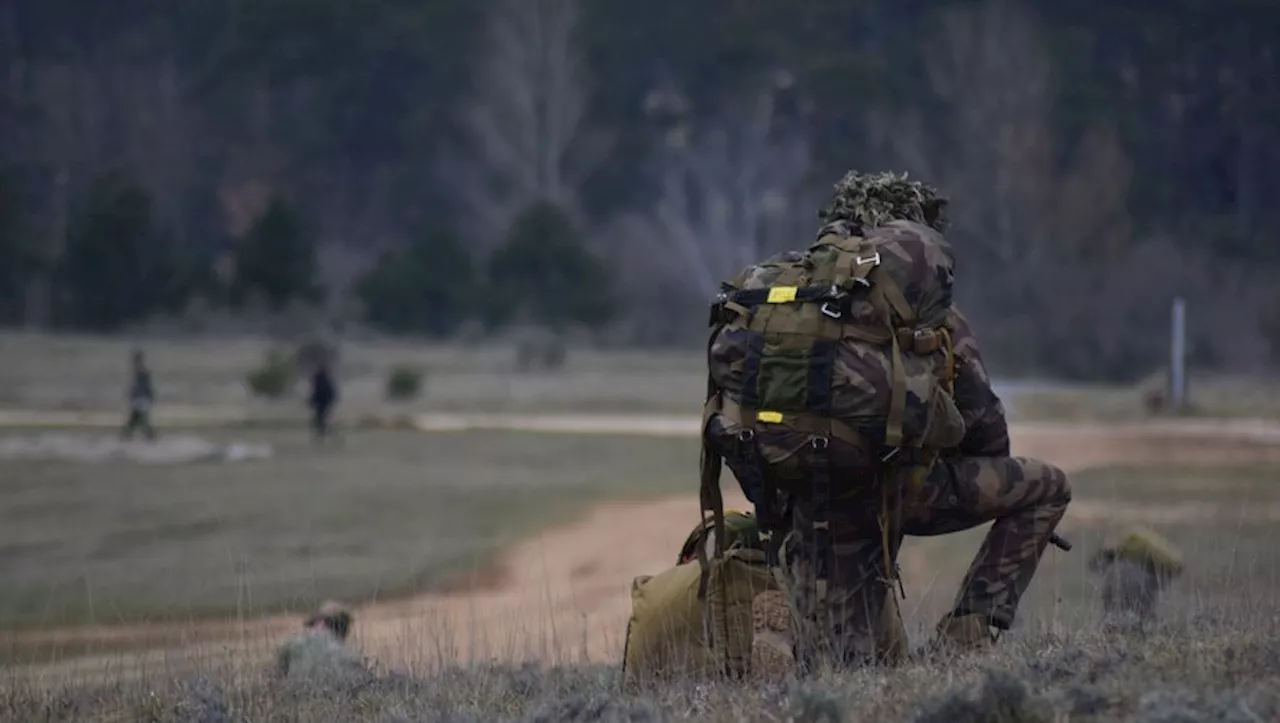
(818, 170), (950, 232)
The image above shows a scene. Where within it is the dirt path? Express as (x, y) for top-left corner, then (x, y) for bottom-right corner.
(8, 415), (1280, 684)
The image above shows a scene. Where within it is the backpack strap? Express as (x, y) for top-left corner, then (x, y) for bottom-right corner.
(808, 434), (833, 666)
(698, 301), (730, 595)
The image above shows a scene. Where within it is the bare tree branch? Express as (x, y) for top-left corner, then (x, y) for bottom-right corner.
(870, 0), (1131, 278)
(447, 0), (609, 246)
(618, 84), (812, 299)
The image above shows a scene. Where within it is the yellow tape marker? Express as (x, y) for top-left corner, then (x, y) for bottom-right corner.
(766, 286), (798, 303)
(756, 411), (784, 423)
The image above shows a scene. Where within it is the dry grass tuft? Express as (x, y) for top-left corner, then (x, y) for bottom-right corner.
(3, 617), (1279, 721)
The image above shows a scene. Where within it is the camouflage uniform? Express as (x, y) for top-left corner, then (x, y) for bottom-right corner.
(766, 203), (1072, 669)
(1089, 528), (1182, 631)
(276, 601), (369, 685)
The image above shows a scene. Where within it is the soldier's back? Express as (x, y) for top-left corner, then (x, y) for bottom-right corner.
(276, 630), (369, 685)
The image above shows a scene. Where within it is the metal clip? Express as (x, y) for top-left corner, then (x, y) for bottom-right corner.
(880, 447), (901, 463)
(811, 436), (830, 451)
(738, 428), (756, 443)
(820, 302), (843, 320)
(855, 252), (882, 267)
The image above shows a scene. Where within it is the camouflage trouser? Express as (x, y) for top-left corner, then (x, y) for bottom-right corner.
(780, 455), (1071, 668)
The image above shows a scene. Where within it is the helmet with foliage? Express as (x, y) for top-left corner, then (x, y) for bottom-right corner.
(818, 170), (949, 233)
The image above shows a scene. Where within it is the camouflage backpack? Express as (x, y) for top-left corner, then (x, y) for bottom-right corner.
(695, 219), (968, 648)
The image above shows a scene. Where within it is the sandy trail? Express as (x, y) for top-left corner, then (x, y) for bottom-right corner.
(7, 414), (1280, 684)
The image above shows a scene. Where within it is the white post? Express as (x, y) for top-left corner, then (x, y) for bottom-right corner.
(1170, 297), (1187, 410)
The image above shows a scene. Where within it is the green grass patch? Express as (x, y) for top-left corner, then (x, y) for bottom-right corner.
(897, 463), (1280, 635)
(0, 428), (698, 631)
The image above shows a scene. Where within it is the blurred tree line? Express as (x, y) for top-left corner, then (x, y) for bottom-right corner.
(1, 0), (1278, 379)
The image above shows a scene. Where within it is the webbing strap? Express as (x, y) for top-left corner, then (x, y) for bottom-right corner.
(716, 396), (867, 450)
(848, 240), (881, 287)
(885, 324), (908, 448)
(697, 325), (729, 602)
(878, 475), (894, 595)
(876, 274), (916, 327)
(728, 285), (843, 307)
(696, 436), (726, 603)
(739, 437), (779, 568)
(939, 326), (957, 394)
(811, 437), (832, 605)
(737, 431), (766, 508)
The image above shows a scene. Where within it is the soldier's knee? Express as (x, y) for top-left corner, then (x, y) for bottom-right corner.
(1015, 457), (1071, 506)
(1047, 463), (1071, 505)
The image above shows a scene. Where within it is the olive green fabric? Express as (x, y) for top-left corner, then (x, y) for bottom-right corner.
(677, 510), (763, 565)
(622, 550), (778, 685)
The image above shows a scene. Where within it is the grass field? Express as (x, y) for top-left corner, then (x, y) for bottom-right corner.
(2, 330), (1279, 423)
(0, 428), (697, 632)
(0, 332), (708, 416)
(895, 463), (1280, 636)
(4, 329), (1280, 720)
(3, 460), (1279, 720)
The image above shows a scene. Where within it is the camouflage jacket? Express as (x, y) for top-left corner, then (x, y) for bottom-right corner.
(275, 629), (369, 684)
(810, 219), (1011, 458)
(946, 308), (1010, 458)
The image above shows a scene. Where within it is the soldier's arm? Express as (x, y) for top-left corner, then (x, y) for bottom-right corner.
(948, 309), (1011, 458)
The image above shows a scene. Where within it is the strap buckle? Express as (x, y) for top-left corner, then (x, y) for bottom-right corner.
(855, 252), (881, 267)
(820, 301), (843, 320)
(880, 447), (901, 463)
(811, 436), (830, 451)
(738, 428), (756, 444)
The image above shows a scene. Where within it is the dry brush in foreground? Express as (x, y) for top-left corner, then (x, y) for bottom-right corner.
(4, 606), (1278, 723)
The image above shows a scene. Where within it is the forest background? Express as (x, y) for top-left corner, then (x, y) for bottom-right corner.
(2, 0), (1278, 381)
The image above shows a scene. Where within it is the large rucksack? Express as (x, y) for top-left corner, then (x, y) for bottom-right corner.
(695, 219), (967, 668)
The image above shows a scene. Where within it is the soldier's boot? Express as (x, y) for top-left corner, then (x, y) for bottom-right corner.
(917, 612), (997, 660)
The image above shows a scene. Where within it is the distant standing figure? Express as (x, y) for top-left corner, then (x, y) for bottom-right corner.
(121, 350), (156, 441)
(309, 361), (338, 440)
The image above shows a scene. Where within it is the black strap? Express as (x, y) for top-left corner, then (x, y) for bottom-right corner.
(728, 284), (846, 308)
(737, 430), (765, 506)
(811, 437), (832, 586)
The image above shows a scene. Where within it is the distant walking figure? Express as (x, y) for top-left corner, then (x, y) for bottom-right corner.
(309, 361), (338, 441)
(121, 349), (156, 441)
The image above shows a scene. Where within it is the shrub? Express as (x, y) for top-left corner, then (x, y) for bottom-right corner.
(515, 336), (568, 372)
(385, 365), (426, 401)
(246, 349), (295, 399)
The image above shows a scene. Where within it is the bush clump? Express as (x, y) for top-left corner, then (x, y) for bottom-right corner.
(516, 334), (568, 372)
(385, 365), (426, 402)
(246, 349), (295, 399)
